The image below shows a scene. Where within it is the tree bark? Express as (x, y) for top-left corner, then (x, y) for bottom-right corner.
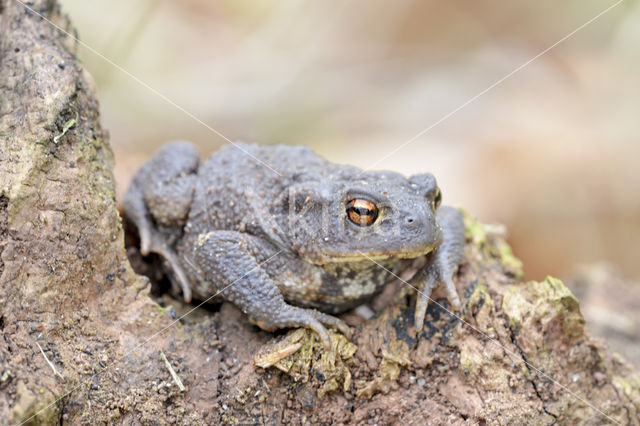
(0, 1), (638, 424)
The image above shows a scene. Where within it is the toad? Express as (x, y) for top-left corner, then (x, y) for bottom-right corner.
(123, 142), (465, 349)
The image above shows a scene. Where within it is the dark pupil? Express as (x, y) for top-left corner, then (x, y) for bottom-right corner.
(434, 190), (442, 206)
(351, 206), (373, 216)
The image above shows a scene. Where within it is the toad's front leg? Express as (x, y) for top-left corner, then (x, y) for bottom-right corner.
(411, 205), (465, 329)
(188, 230), (351, 350)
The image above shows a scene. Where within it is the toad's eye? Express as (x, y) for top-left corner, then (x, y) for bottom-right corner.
(433, 188), (442, 209)
(346, 199), (378, 226)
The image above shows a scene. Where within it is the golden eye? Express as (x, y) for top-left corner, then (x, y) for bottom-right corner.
(346, 199), (378, 226)
(434, 188), (442, 209)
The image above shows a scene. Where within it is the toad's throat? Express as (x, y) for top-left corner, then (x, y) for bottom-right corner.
(301, 245), (436, 265)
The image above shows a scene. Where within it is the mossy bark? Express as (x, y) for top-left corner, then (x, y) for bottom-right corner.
(0, 1), (638, 425)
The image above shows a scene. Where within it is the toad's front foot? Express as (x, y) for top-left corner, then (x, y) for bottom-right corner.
(411, 206), (465, 330)
(253, 305), (351, 351)
(412, 254), (462, 330)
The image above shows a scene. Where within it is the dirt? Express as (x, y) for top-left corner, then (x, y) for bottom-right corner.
(0, 1), (639, 425)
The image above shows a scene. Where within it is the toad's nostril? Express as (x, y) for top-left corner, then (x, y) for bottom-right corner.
(406, 217), (415, 224)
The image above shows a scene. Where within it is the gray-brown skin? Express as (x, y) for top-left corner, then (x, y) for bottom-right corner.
(123, 142), (465, 349)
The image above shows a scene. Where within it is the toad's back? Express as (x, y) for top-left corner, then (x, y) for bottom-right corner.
(184, 143), (350, 237)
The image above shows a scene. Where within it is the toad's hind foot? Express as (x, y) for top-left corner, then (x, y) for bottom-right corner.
(123, 142), (200, 302)
(144, 230), (193, 303)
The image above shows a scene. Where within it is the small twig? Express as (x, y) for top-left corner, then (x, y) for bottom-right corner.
(52, 111), (78, 144)
(35, 341), (64, 380)
(160, 350), (185, 392)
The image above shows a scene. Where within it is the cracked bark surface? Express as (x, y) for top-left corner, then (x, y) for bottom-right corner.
(1, 1), (639, 424)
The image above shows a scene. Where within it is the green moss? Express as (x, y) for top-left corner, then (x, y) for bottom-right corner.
(154, 304), (167, 314)
(529, 276), (584, 340)
(222, 414), (239, 424)
(460, 347), (481, 382)
(491, 241), (524, 278)
(316, 331), (357, 397)
(462, 209), (487, 247)
(380, 339), (411, 367)
(502, 277), (584, 342)
(9, 381), (59, 425)
(612, 375), (640, 400)
(275, 329), (314, 382)
(355, 359), (402, 398)
(318, 378), (340, 398)
(502, 286), (530, 329)
(468, 282), (492, 309)
(254, 329), (356, 398)
(463, 210), (524, 278)
(356, 339), (411, 398)
(612, 353), (626, 365)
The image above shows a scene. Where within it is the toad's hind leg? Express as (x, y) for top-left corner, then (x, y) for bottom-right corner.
(123, 141), (200, 302)
(412, 206), (465, 330)
(190, 231), (351, 350)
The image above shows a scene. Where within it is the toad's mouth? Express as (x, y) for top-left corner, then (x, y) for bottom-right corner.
(301, 245), (436, 265)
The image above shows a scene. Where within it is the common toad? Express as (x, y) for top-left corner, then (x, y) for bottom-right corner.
(123, 142), (465, 349)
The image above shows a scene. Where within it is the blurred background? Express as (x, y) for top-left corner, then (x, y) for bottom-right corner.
(62, 0), (639, 364)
